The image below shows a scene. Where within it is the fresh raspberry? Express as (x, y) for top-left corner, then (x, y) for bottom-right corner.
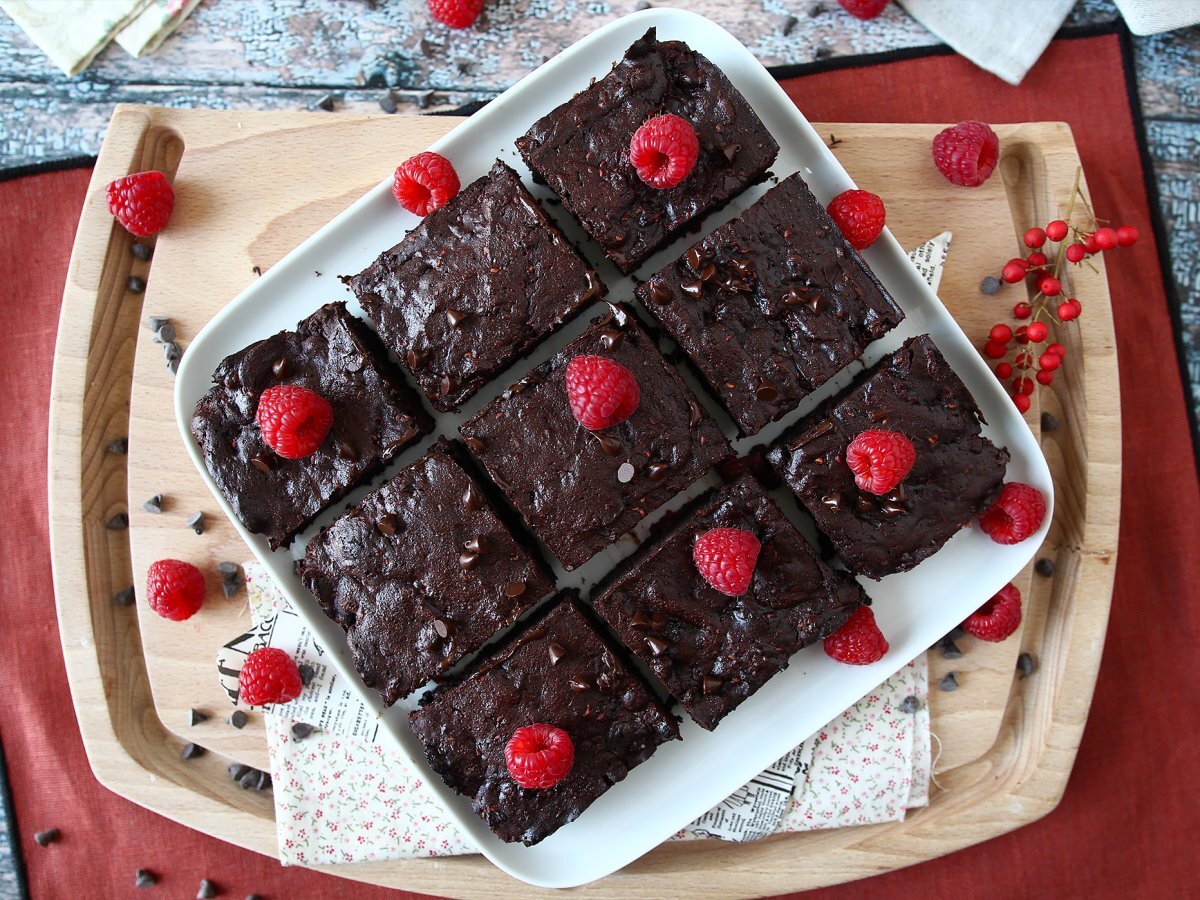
(824, 606), (889, 665)
(106, 171), (175, 237)
(693, 528), (761, 597)
(629, 114), (699, 190)
(837, 0), (890, 18)
(932, 121), (1000, 187)
(392, 151), (461, 216)
(978, 482), (1047, 544)
(564, 355), (639, 430)
(146, 559), (205, 621)
(504, 724), (574, 789)
(238, 648), (303, 707)
(846, 429), (916, 495)
(963, 583), (1022, 642)
(826, 189), (886, 250)
(255, 385), (333, 459)
(427, 0), (483, 29)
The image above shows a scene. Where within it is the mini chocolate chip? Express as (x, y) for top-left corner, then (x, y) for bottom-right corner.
(699, 262), (718, 282)
(292, 722), (314, 740)
(647, 462), (669, 480)
(228, 710), (248, 729)
(131, 242), (153, 261)
(594, 432), (622, 456)
(1017, 652), (1037, 679)
(269, 357), (289, 379)
(446, 308), (468, 327)
(702, 675), (724, 694)
(980, 275), (1001, 295)
(379, 93), (397, 114)
(106, 436), (128, 454)
(458, 550), (479, 570)
(237, 768), (259, 790)
(113, 585), (135, 606)
(163, 341), (181, 363)
(807, 294), (829, 315)
(127, 275), (146, 294)
(197, 880), (218, 899)
(599, 329), (623, 350)
(681, 280), (704, 299)
(221, 580), (240, 599)
(722, 142), (741, 163)
(856, 496), (874, 513)
(568, 678), (592, 693)
(146, 315), (168, 332)
(439, 374), (455, 397)
(548, 642), (567, 665)
(463, 535), (485, 554)
(688, 397), (702, 427)
(228, 764), (250, 782)
(648, 281), (671, 304)
(939, 672), (959, 692)
(821, 492), (843, 511)
(646, 636), (670, 656)
(155, 323), (175, 343)
(685, 246), (706, 272)
(1041, 412), (1060, 432)
(629, 610), (651, 629)
(106, 512), (129, 530)
(617, 462), (635, 483)
(34, 828), (59, 847)
(1035, 557), (1055, 577)
(180, 742), (205, 760)
(463, 436), (487, 454)
(941, 640), (963, 660)
(142, 494), (163, 514)
(463, 482), (483, 510)
(217, 562), (238, 582)
(297, 663), (316, 686)
(377, 513), (400, 535)
(257, 769), (272, 791)
(899, 695), (920, 714)
(186, 511), (205, 534)
(880, 502), (907, 519)
(188, 708), (209, 727)
(250, 453), (273, 473)
(135, 868), (157, 888)
(505, 582), (526, 598)
(336, 440), (357, 461)
(756, 381), (780, 402)
(783, 286), (804, 306)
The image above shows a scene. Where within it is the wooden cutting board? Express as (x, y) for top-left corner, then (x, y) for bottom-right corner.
(47, 105), (1119, 898)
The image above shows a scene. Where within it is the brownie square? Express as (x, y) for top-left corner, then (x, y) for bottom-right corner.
(458, 305), (732, 570)
(516, 28), (779, 274)
(592, 476), (866, 730)
(638, 173), (906, 436)
(297, 439), (555, 705)
(343, 159), (605, 411)
(768, 334), (1010, 580)
(408, 593), (680, 845)
(190, 302), (431, 549)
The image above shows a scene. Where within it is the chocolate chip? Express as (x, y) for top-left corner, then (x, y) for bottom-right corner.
(228, 710), (248, 729)
(376, 513), (400, 536)
(180, 742), (205, 760)
(188, 708), (209, 727)
(463, 535), (485, 555)
(1035, 557), (1055, 577)
(593, 432), (622, 456)
(702, 675), (723, 694)
(218, 561), (239, 581)
(821, 492), (842, 511)
(221, 580), (240, 599)
(126, 275), (146, 294)
(142, 494), (163, 514)
(106, 436), (128, 454)
(446, 308), (468, 327)
(783, 286), (805, 306)
(939, 672), (959, 692)
(685, 246), (707, 272)
(941, 640), (962, 660)
(648, 281), (671, 304)
(315, 94), (336, 112)
(599, 329), (623, 350)
(944, 625), (965, 642)
(806, 0), (823, 15)
(146, 315), (168, 332)
(807, 294), (829, 315)
(548, 642), (567, 664)
(1016, 652), (1036, 679)
(163, 341), (181, 362)
(688, 397), (703, 427)
(186, 511), (205, 534)
(106, 512), (129, 530)
(899, 695), (920, 714)
(505, 582), (526, 598)
(1041, 412), (1059, 432)
(647, 462), (669, 480)
(297, 663), (316, 686)
(756, 381), (780, 402)
(439, 374), (455, 397)
(630, 610), (651, 629)
(34, 828), (59, 846)
(855, 496), (874, 513)
(646, 636), (670, 656)
(721, 142), (741, 163)
(379, 93), (397, 114)
(238, 768), (260, 790)
(155, 323), (176, 344)
(463, 436), (486, 454)
(113, 585), (135, 606)
(228, 763), (250, 782)
(131, 242), (153, 261)
(980, 275), (1001, 295)
(197, 879), (218, 899)
(681, 280), (704, 299)
(880, 502), (907, 519)
(634, 0), (652, 8)
(462, 482), (483, 510)
(568, 678), (591, 692)
(433, 618), (453, 639)
(135, 868), (157, 887)
(291, 722), (314, 740)
(458, 550), (479, 570)
(250, 453), (273, 473)
(779, 13), (798, 34)
(256, 770), (271, 791)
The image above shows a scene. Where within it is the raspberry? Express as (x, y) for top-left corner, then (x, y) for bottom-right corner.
(106, 171), (175, 237)
(826, 189), (886, 250)
(255, 385), (333, 459)
(932, 121), (1000, 187)
(392, 151), (461, 216)
(846, 429), (916, 495)
(146, 559), (205, 621)
(427, 0), (483, 28)
(238, 648), (303, 707)
(824, 606), (889, 665)
(629, 114), (699, 190)
(693, 528), (762, 597)
(978, 482), (1047, 544)
(564, 355), (639, 430)
(1045, 220), (1069, 242)
(837, 0), (890, 18)
(963, 583), (1022, 642)
(504, 724), (574, 789)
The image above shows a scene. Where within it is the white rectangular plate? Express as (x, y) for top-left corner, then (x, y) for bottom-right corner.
(175, 8), (1052, 889)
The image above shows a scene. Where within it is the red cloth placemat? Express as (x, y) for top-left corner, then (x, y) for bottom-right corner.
(2, 28), (1197, 899)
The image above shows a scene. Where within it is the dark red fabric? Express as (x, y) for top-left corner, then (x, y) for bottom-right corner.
(3, 30), (1197, 898)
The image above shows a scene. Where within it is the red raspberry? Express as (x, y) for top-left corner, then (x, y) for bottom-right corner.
(504, 724), (574, 789)
(693, 528), (761, 597)
(146, 559), (205, 621)
(846, 429), (916, 495)
(826, 189), (886, 250)
(932, 121), (1000, 187)
(963, 583), (1022, 642)
(564, 355), (639, 430)
(1116, 225), (1139, 247)
(427, 0), (483, 29)
(629, 114), (699, 190)
(392, 151), (461, 216)
(256, 384), (334, 459)
(238, 648), (303, 707)
(824, 606), (889, 665)
(106, 171), (175, 237)
(837, 0), (889, 18)
(978, 482), (1047, 544)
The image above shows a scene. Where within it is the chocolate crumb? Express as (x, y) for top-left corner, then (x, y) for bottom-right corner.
(939, 672), (959, 692)
(1041, 412), (1059, 432)
(188, 708), (209, 727)
(186, 511), (205, 534)
(1035, 557), (1055, 577)
(106, 436), (128, 454)
(252, 266), (262, 276)
(106, 512), (129, 531)
(228, 710), (248, 729)
(180, 742), (205, 760)
(197, 879), (218, 899)
(292, 722), (314, 740)
(127, 276), (146, 294)
(142, 494), (163, 514)
(131, 242), (153, 261)
(1017, 652), (1037, 679)
(34, 828), (59, 847)
(899, 695), (920, 714)
(135, 868), (157, 888)
(113, 585), (135, 606)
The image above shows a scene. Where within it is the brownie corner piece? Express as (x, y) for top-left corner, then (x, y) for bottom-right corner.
(343, 158), (605, 411)
(189, 301), (430, 549)
(297, 437), (555, 705)
(408, 593), (679, 845)
(516, 27), (779, 274)
(768, 333), (1010, 579)
(592, 475), (865, 730)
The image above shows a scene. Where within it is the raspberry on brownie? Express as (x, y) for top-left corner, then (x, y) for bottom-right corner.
(516, 28), (779, 274)
(190, 302), (431, 550)
(343, 159), (605, 412)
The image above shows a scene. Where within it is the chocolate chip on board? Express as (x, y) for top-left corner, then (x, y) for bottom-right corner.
(146, 315), (169, 333)
(899, 695), (920, 714)
(180, 742), (205, 760)
(941, 639), (963, 660)
(1035, 557), (1055, 577)
(291, 722), (314, 741)
(106, 436), (129, 455)
(188, 708), (209, 727)
(106, 512), (129, 530)
(1017, 652), (1037, 679)
(939, 672), (959, 692)
(228, 763), (250, 783)
(131, 242), (153, 261)
(221, 580), (241, 599)
(228, 710), (248, 729)
(143, 494), (163, 514)
(154, 323), (176, 344)
(217, 561), (240, 581)
(127, 276), (146, 294)
(297, 663), (316, 686)
(196, 879), (218, 899)
(33, 828), (60, 847)
(186, 511), (205, 535)
(979, 275), (1001, 295)
(112, 585), (135, 606)
(1041, 412), (1060, 432)
(135, 869), (157, 888)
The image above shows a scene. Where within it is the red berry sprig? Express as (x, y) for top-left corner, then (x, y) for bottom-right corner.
(982, 167), (1138, 413)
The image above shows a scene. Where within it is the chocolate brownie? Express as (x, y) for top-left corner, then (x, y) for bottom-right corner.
(638, 173), (906, 436)
(190, 302), (431, 549)
(768, 334), (1010, 579)
(592, 476), (866, 730)
(516, 28), (779, 274)
(458, 305), (732, 570)
(343, 159), (605, 411)
(297, 439), (555, 705)
(408, 593), (680, 845)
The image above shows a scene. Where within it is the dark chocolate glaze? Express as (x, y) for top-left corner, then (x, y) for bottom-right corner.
(408, 594), (680, 846)
(458, 305), (732, 570)
(637, 173), (905, 436)
(190, 302), (431, 549)
(592, 476), (865, 730)
(344, 160), (605, 411)
(516, 28), (779, 274)
(297, 439), (555, 706)
(768, 334), (1010, 580)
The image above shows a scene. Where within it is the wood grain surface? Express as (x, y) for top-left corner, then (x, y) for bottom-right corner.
(48, 107), (1118, 896)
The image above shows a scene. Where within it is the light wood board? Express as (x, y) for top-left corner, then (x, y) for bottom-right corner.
(47, 106), (1120, 897)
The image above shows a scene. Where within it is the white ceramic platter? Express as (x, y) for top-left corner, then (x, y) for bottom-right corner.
(175, 7), (1053, 889)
